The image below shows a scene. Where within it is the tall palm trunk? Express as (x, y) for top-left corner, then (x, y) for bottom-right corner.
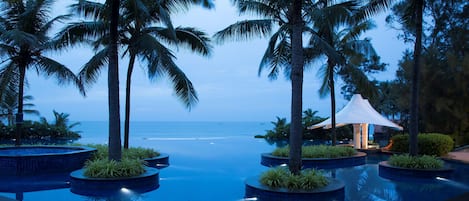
(108, 0), (122, 161)
(288, 0), (304, 175)
(15, 64), (26, 146)
(328, 60), (337, 146)
(123, 54), (136, 149)
(409, 0), (423, 156)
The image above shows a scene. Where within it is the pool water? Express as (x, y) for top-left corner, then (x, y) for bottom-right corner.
(0, 122), (468, 201)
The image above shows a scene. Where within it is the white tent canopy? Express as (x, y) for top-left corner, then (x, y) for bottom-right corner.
(309, 94), (403, 130)
(309, 94), (402, 149)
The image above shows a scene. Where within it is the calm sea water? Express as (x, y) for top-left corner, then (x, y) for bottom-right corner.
(1, 121), (468, 201)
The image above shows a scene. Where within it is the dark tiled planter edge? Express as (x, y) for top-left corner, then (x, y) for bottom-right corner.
(261, 152), (366, 169)
(245, 176), (345, 201)
(378, 161), (454, 180)
(144, 153), (169, 169)
(70, 167), (159, 196)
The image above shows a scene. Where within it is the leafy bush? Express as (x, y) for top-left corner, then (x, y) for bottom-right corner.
(388, 154), (444, 169)
(0, 120), (81, 144)
(260, 168), (329, 190)
(272, 145), (356, 158)
(390, 133), (454, 156)
(82, 144), (159, 160)
(84, 159), (146, 178)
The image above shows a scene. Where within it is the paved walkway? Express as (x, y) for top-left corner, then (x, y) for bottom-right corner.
(444, 148), (469, 164)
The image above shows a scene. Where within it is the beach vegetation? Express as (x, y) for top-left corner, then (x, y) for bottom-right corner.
(0, 110), (81, 144)
(260, 110), (352, 142)
(84, 158), (146, 178)
(388, 154), (444, 169)
(390, 133), (454, 156)
(271, 145), (356, 159)
(260, 167), (329, 190)
(0, 0), (85, 146)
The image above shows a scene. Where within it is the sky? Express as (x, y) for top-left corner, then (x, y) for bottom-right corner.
(24, 1), (408, 122)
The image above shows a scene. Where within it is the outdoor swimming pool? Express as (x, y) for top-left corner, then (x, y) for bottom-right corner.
(0, 121), (467, 201)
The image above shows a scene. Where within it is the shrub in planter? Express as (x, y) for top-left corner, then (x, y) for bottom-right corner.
(82, 144), (160, 160)
(260, 167), (329, 190)
(272, 145), (356, 158)
(84, 158), (146, 178)
(388, 154), (444, 169)
(390, 133), (454, 156)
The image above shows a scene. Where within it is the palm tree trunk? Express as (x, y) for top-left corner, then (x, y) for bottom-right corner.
(328, 61), (337, 146)
(288, 0), (304, 175)
(409, 0), (423, 156)
(124, 54), (136, 149)
(108, 0), (122, 161)
(15, 64), (26, 146)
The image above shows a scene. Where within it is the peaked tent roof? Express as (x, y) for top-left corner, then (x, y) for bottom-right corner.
(309, 94), (403, 130)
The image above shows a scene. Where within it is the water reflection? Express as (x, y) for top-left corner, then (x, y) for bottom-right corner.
(0, 173), (70, 201)
(336, 165), (467, 201)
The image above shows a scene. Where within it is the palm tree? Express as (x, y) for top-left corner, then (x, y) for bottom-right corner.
(214, 0), (335, 174)
(0, 93), (40, 126)
(56, 0), (213, 153)
(215, 0), (393, 173)
(39, 110), (80, 131)
(312, 9), (383, 145)
(0, 0), (85, 146)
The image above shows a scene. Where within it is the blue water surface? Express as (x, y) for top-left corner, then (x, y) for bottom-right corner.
(0, 121), (468, 201)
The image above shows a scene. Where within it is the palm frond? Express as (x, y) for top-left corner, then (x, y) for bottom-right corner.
(34, 56), (86, 96)
(53, 21), (107, 49)
(69, 0), (106, 20)
(173, 27), (212, 56)
(78, 47), (109, 88)
(235, 0), (277, 18)
(339, 20), (376, 43)
(213, 19), (273, 44)
(159, 62), (199, 110)
(354, 0), (394, 21)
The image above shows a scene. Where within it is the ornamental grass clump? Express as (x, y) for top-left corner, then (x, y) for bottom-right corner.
(260, 168), (329, 190)
(272, 145), (356, 158)
(83, 144), (159, 160)
(388, 154), (444, 169)
(84, 158), (146, 178)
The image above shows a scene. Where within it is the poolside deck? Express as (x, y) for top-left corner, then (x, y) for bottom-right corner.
(444, 148), (469, 164)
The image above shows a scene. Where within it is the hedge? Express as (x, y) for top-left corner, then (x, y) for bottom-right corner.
(390, 133), (454, 156)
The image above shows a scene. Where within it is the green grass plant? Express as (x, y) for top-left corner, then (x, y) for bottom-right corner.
(271, 145), (356, 158)
(84, 158), (146, 178)
(388, 154), (444, 169)
(78, 144), (160, 160)
(260, 167), (329, 190)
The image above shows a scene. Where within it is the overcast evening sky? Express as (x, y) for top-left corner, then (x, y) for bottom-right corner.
(25, 1), (408, 122)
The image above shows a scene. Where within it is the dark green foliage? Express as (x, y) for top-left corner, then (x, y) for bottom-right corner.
(0, 120), (80, 144)
(83, 144), (160, 161)
(261, 109), (352, 141)
(380, 0), (469, 147)
(272, 145), (356, 158)
(260, 167), (329, 190)
(390, 133), (454, 156)
(84, 159), (145, 178)
(388, 154), (444, 169)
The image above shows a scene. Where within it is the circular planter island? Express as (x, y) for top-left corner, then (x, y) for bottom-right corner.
(261, 152), (367, 169)
(70, 167), (160, 196)
(245, 176), (345, 201)
(144, 153), (170, 169)
(378, 161), (454, 180)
